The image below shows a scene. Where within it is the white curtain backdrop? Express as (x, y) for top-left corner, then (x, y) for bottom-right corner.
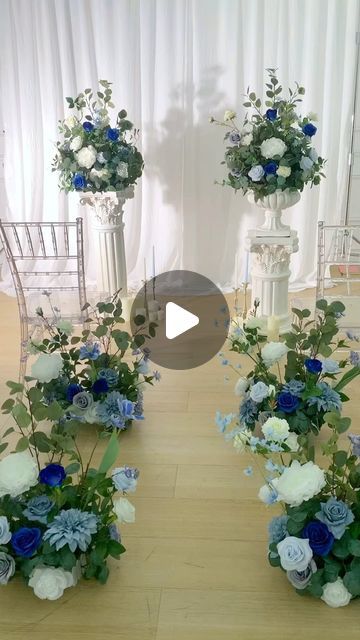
(0, 0), (359, 295)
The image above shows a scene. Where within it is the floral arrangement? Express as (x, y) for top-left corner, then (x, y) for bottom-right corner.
(216, 300), (360, 449)
(210, 69), (325, 200)
(29, 293), (159, 431)
(52, 80), (144, 193)
(0, 378), (139, 600)
(217, 300), (360, 606)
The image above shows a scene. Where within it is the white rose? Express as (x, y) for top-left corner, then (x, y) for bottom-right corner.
(234, 377), (250, 397)
(321, 578), (352, 608)
(90, 167), (110, 182)
(28, 566), (75, 601)
(116, 161), (128, 178)
(307, 112), (318, 122)
(97, 152), (107, 164)
(260, 137), (287, 159)
(241, 122), (253, 135)
(69, 135), (83, 152)
(0, 451), (38, 498)
(241, 133), (253, 146)
(261, 342), (288, 368)
(56, 319), (73, 336)
(224, 110), (236, 122)
(284, 432), (299, 452)
(31, 353), (63, 383)
(275, 460), (326, 507)
(76, 145), (97, 169)
(245, 317), (263, 330)
(277, 536), (313, 572)
(65, 116), (77, 129)
(276, 165), (291, 178)
(262, 416), (290, 441)
(0, 552), (15, 584)
(233, 429), (251, 453)
(250, 381), (271, 404)
(113, 497), (136, 524)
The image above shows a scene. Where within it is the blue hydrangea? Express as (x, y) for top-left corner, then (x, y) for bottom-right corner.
(134, 390), (144, 419)
(268, 515), (289, 544)
(97, 391), (137, 429)
(97, 368), (119, 386)
(350, 351), (360, 366)
(306, 382), (342, 412)
(43, 508), (98, 552)
(79, 341), (101, 361)
(239, 397), (258, 424)
(282, 379), (305, 397)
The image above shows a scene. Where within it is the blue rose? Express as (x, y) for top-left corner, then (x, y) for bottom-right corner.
(83, 121), (94, 132)
(277, 391), (300, 414)
(302, 521), (334, 556)
(315, 497), (355, 539)
(266, 108), (277, 121)
(11, 527), (42, 558)
(302, 123), (317, 137)
(107, 128), (120, 141)
(39, 464), (66, 487)
(23, 496), (54, 524)
(92, 377), (109, 394)
(66, 383), (83, 403)
(72, 173), (86, 190)
(264, 161), (277, 175)
(304, 358), (322, 374)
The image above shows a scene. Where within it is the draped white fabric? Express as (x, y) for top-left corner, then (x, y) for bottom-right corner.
(0, 0), (359, 294)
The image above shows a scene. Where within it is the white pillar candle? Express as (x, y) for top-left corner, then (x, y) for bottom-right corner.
(148, 311), (158, 322)
(135, 307), (146, 319)
(148, 299), (160, 312)
(242, 251), (249, 283)
(267, 315), (280, 342)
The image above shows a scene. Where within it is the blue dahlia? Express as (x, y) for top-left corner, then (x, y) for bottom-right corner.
(92, 377), (109, 394)
(79, 341), (101, 360)
(97, 368), (119, 386)
(43, 508), (98, 552)
(239, 396), (258, 425)
(307, 382), (342, 412)
(268, 515), (289, 544)
(282, 379), (305, 397)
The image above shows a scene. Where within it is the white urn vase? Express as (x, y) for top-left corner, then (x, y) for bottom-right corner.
(247, 188), (301, 237)
(80, 187), (134, 297)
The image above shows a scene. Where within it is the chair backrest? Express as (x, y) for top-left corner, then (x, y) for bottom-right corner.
(316, 221), (360, 330)
(0, 218), (87, 320)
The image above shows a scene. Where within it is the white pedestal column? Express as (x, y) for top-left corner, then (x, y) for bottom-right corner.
(245, 230), (299, 334)
(80, 188), (134, 297)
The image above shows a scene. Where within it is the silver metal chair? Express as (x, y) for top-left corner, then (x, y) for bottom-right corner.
(316, 221), (360, 330)
(0, 218), (87, 381)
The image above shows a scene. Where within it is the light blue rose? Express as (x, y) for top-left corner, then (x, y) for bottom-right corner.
(277, 536), (313, 571)
(249, 381), (270, 403)
(0, 516), (11, 544)
(248, 165), (265, 182)
(300, 156), (314, 171)
(321, 359), (341, 374)
(315, 497), (354, 539)
(309, 147), (318, 163)
(23, 495), (54, 525)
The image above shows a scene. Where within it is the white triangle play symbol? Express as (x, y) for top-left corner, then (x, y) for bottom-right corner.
(165, 302), (199, 340)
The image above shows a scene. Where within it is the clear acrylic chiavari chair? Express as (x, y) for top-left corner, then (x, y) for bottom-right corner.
(316, 221), (360, 331)
(0, 218), (88, 381)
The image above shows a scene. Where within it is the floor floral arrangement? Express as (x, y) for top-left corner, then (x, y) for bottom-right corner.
(217, 300), (360, 607)
(210, 68), (325, 199)
(0, 378), (139, 600)
(52, 79), (143, 193)
(29, 293), (159, 431)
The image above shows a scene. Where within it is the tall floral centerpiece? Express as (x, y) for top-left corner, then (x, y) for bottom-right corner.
(211, 69), (326, 331)
(53, 80), (144, 296)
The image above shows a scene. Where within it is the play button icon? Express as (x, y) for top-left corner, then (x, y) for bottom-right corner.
(165, 302), (199, 339)
(130, 270), (230, 370)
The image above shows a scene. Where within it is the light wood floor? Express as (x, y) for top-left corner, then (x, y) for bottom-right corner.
(1, 289), (360, 639)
